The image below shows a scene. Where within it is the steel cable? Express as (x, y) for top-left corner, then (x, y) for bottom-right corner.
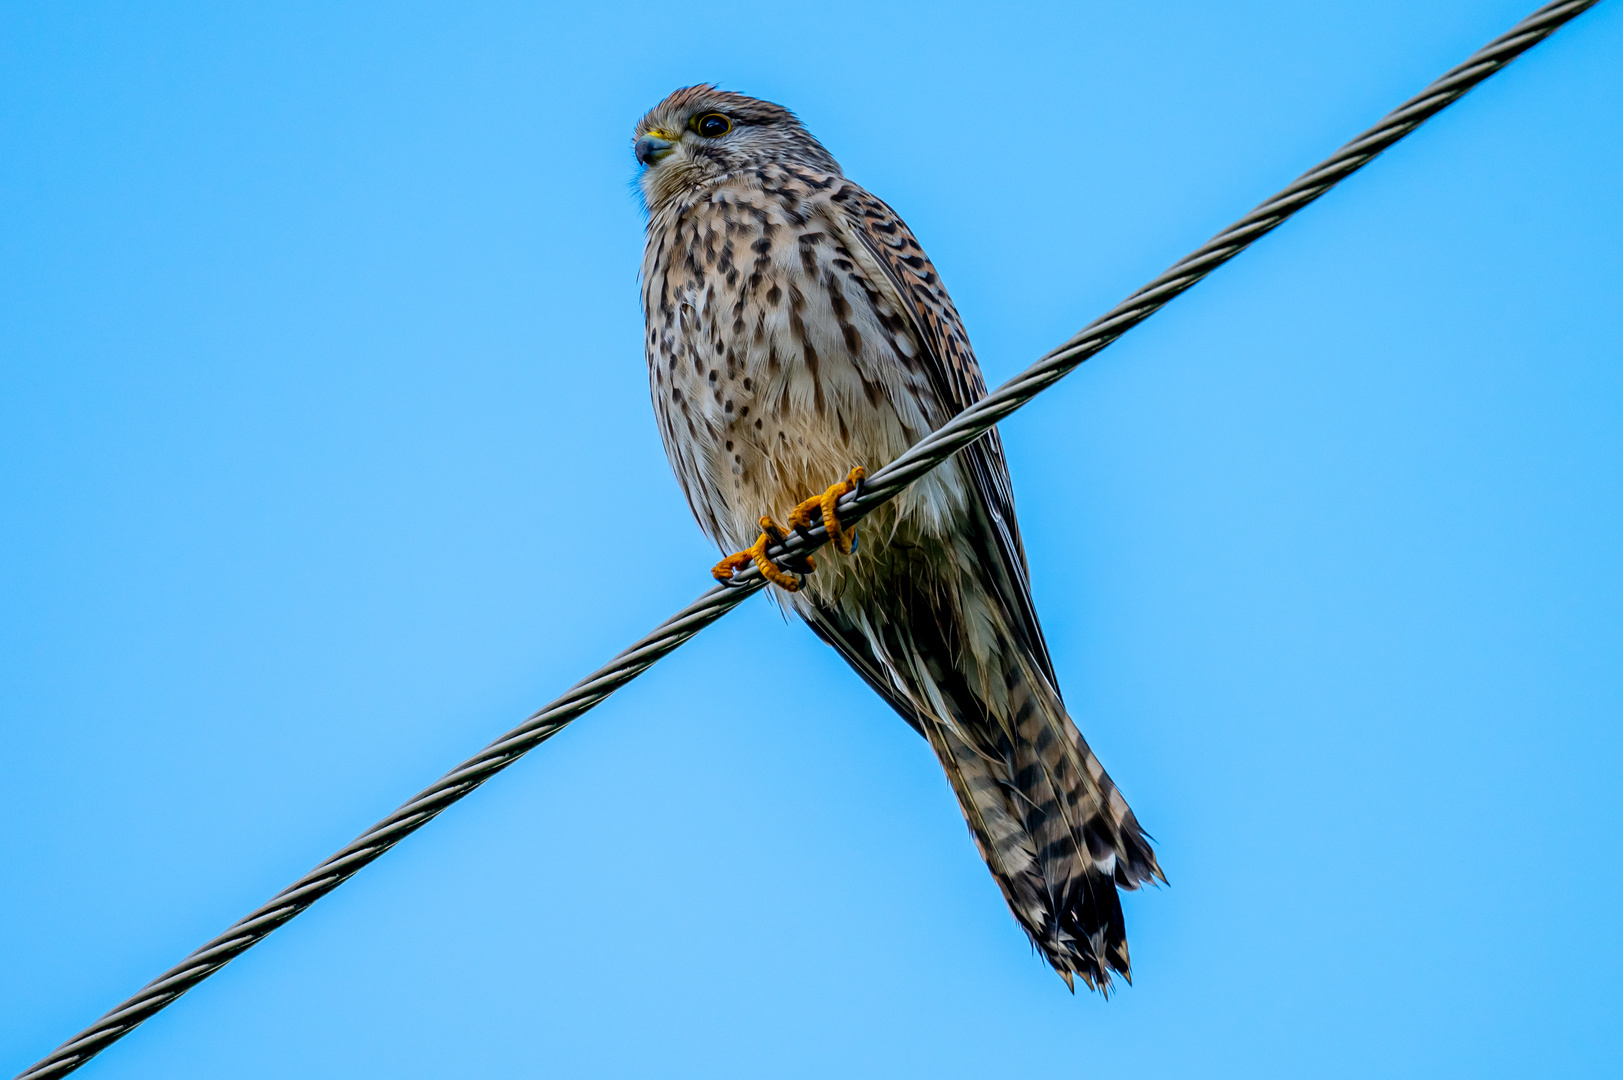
(15, 1), (1600, 1075)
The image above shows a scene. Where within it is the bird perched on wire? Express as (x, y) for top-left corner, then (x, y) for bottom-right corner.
(634, 85), (1163, 991)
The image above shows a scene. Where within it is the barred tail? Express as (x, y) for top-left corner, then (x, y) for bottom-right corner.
(801, 578), (1162, 991)
(974, 646), (1161, 990)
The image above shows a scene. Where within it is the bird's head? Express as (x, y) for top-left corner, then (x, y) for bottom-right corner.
(633, 86), (841, 212)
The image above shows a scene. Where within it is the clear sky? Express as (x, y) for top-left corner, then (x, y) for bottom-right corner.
(3, 1), (1620, 1076)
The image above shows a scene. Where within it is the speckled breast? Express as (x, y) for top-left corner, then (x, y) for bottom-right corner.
(641, 169), (962, 556)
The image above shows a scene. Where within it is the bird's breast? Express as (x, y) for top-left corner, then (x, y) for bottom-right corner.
(643, 181), (966, 555)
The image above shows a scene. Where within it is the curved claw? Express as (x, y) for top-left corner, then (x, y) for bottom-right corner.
(711, 549), (753, 584)
(787, 466), (866, 555)
(713, 468), (866, 590)
(711, 516), (804, 591)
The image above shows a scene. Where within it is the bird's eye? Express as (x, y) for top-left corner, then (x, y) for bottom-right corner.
(694, 113), (732, 138)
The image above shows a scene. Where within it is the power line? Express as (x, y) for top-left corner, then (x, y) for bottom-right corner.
(13, 1), (1601, 1076)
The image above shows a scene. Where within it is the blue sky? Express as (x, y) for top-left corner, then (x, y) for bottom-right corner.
(3, 1), (1619, 1076)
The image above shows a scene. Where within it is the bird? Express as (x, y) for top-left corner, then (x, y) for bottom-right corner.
(633, 85), (1162, 991)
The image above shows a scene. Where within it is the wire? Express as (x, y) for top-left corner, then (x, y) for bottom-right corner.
(13, 1), (1601, 1075)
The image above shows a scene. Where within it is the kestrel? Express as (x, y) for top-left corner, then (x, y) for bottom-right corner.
(634, 86), (1162, 991)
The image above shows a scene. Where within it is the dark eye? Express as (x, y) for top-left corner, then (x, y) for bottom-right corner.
(695, 112), (732, 138)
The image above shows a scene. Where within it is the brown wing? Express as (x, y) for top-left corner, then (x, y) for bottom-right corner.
(779, 170), (1159, 989)
(817, 177), (1060, 689)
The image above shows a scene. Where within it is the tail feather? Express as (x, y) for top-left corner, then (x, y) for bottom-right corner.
(940, 651), (1160, 991)
(798, 551), (1162, 991)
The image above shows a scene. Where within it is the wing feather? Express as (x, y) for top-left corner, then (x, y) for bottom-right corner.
(815, 180), (1059, 689)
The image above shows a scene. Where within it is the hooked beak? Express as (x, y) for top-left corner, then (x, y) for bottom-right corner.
(635, 131), (675, 166)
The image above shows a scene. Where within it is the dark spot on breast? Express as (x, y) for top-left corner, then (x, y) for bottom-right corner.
(767, 284), (782, 306)
(788, 305), (821, 403)
(860, 374), (883, 408)
(742, 377), (752, 391)
(823, 270), (864, 356)
(797, 235), (821, 274)
(708, 369), (718, 383)
(724, 399), (734, 413)
(827, 280), (851, 321)
(725, 440), (733, 451)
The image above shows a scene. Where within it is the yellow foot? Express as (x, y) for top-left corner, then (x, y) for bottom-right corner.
(786, 466), (866, 555)
(711, 516), (813, 592)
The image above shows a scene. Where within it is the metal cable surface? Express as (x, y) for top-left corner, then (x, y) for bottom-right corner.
(15, 1), (1600, 1075)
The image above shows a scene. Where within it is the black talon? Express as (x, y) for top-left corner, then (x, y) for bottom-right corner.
(782, 552), (816, 574)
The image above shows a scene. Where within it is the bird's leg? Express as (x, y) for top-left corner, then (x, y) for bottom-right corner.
(787, 466), (866, 555)
(712, 467), (865, 589)
(711, 516), (812, 592)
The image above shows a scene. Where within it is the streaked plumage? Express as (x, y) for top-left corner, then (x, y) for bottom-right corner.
(634, 86), (1162, 990)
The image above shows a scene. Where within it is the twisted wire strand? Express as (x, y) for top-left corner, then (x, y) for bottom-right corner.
(15, 2), (1598, 1075)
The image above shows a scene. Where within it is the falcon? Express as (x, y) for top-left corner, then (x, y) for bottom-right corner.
(633, 86), (1162, 990)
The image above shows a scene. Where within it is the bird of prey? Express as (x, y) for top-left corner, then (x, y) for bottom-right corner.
(634, 86), (1162, 991)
